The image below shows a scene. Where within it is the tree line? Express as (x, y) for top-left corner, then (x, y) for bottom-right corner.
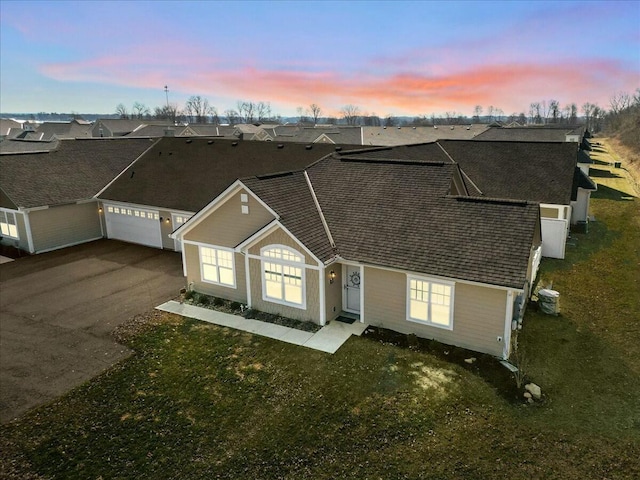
(114, 88), (639, 133)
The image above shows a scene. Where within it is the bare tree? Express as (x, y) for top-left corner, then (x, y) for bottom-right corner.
(548, 100), (560, 123)
(309, 103), (322, 125)
(473, 105), (483, 123)
(581, 102), (595, 129)
(609, 91), (632, 114)
(224, 109), (240, 125)
(486, 105), (495, 123)
(237, 101), (255, 123)
(154, 103), (181, 124)
(255, 101), (271, 122)
(340, 104), (360, 125)
(185, 95), (214, 123)
(115, 103), (129, 119)
(132, 102), (150, 119)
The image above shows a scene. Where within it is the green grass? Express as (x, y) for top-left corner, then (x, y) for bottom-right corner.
(2, 159), (639, 479)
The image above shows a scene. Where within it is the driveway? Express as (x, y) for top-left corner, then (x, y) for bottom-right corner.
(0, 239), (185, 423)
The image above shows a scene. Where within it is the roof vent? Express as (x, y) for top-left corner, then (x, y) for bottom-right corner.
(207, 140), (214, 144)
(451, 126), (454, 130)
(232, 141), (239, 146)
(397, 126), (401, 129)
(335, 146), (342, 151)
(412, 126), (416, 129)
(434, 126), (438, 129)
(466, 126), (471, 130)
(305, 145), (312, 150)
(383, 126), (387, 129)
(277, 144), (284, 149)
(185, 139), (192, 143)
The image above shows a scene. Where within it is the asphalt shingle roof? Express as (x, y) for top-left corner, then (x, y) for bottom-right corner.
(438, 140), (579, 205)
(0, 138), (156, 208)
(99, 138), (356, 213)
(474, 126), (582, 142)
(243, 154), (539, 289)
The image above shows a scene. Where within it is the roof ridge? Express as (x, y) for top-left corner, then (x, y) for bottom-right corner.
(447, 195), (534, 206)
(303, 170), (336, 249)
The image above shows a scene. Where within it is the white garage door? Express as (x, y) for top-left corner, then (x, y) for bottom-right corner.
(104, 204), (162, 248)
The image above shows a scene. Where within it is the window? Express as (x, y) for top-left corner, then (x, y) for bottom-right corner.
(200, 246), (235, 287)
(407, 277), (454, 329)
(261, 246), (305, 308)
(0, 210), (18, 239)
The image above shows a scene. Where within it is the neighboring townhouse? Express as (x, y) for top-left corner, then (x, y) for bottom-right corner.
(0, 119), (22, 139)
(172, 150), (542, 359)
(97, 138), (354, 251)
(474, 125), (586, 143)
(438, 140), (596, 258)
(92, 119), (147, 137)
(361, 124), (489, 146)
(0, 138), (59, 154)
(34, 119), (93, 140)
(0, 138), (157, 253)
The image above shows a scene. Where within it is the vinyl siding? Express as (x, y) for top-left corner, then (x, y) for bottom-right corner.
(325, 263), (343, 322)
(29, 202), (102, 253)
(248, 256), (321, 324)
(364, 266), (508, 357)
(247, 227), (317, 265)
(186, 189), (274, 247)
(185, 243), (247, 303)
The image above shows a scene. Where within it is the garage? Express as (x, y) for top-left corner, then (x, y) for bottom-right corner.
(104, 204), (162, 248)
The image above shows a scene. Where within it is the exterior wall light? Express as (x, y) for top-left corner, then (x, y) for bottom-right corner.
(329, 270), (336, 284)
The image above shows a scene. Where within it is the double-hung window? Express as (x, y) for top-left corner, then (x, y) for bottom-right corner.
(261, 246), (305, 308)
(407, 276), (454, 329)
(0, 210), (19, 239)
(200, 246), (235, 287)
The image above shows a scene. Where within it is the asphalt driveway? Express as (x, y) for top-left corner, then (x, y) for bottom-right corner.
(0, 239), (185, 423)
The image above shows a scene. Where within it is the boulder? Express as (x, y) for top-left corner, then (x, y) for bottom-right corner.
(524, 392), (532, 399)
(525, 383), (541, 400)
(464, 357), (477, 364)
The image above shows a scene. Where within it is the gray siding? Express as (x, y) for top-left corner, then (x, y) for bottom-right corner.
(29, 202), (102, 253)
(363, 266), (508, 357)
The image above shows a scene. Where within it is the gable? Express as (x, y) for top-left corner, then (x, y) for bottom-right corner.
(184, 187), (275, 247)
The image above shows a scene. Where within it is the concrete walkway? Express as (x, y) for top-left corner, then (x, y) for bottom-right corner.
(0, 256), (15, 264)
(156, 301), (368, 354)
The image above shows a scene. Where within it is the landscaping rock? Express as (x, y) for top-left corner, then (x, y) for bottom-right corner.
(525, 383), (542, 400)
(464, 357), (477, 364)
(524, 392), (532, 399)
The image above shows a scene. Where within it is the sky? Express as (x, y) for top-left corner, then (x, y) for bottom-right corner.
(1, 0), (639, 118)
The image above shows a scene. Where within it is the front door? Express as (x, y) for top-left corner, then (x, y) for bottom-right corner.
(344, 265), (361, 313)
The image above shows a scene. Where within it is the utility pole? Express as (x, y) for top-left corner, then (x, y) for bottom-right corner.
(164, 85), (169, 108)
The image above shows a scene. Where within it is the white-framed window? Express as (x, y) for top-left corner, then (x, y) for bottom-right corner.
(407, 276), (454, 330)
(0, 210), (19, 239)
(260, 245), (306, 309)
(200, 246), (235, 287)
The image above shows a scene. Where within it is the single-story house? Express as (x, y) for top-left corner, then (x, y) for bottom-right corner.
(474, 125), (585, 143)
(172, 149), (542, 359)
(97, 137), (354, 251)
(0, 138), (157, 253)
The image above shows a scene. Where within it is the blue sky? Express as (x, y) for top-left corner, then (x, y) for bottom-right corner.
(1, 0), (638, 117)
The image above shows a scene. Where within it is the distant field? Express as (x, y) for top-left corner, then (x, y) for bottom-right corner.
(1, 143), (638, 480)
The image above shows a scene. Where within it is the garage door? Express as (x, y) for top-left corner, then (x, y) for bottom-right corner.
(104, 204), (162, 248)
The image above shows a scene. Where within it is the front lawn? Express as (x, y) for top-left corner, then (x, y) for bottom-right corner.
(1, 145), (638, 479)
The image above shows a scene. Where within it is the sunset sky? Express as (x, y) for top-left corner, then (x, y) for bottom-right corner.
(1, 0), (638, 118)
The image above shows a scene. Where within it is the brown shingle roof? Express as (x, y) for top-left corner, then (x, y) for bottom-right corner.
(243, 155), (539, 288)
(0, 138), (156, 208)
(438, 140), (579, 205)
(474, 126), (579, 142)
(99, 138), (355, 213)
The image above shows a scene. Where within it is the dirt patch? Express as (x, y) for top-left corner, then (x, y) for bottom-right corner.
(362, 326), (528, 404)
(112, 309), (183, 345)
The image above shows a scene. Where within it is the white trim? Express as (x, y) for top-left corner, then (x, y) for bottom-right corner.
(405, 274), (455, 331)
(359, 265), (365, 323)
(503, 290), (514, 359)
(319, 265), (326, 325)
(259, 245), (307, 310)
(331, 256), (524, 294)
(100, 200), (194, 217)
(237, 220), (323, 267)
(246, 253), (321, 271)
(303, 170), (335, 248)
(94, 138), (160, 198)
(0, 208), (20, 240)
(181, 236), (187, 276)
(244, 252), (252, 308)
(198, 245), (237, 289)
(23, 211), (34, 253)
(18, 205), (49, 213)
(171, 213), (193, 250)
(360, 126), (364, 145)
(171, 180), (279, 240)
(235, 220), (280, 251)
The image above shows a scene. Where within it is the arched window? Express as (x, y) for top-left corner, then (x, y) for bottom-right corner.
(261, 245), (305, 308)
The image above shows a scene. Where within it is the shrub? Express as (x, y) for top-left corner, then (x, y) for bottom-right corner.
(230, 301), (241, 311)
(184, 290), (195, 301)
(213, 297), (225, 307)
(195, 293), (210, 305)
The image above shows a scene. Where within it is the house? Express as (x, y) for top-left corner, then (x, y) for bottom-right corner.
(97, 138), (354, 251)
(361, 124), (489, 146)
(172, 148), (542, 359)
(0, 119), (22, 139)
(474, 125), (585, 143)
(34, 119), (93, 140)
(0, 138), (157, 253)
(438, 140), (596, 258)
(92, 119), (147, 137)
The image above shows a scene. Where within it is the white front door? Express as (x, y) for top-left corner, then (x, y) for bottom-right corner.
(344, 265), (361, 313)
